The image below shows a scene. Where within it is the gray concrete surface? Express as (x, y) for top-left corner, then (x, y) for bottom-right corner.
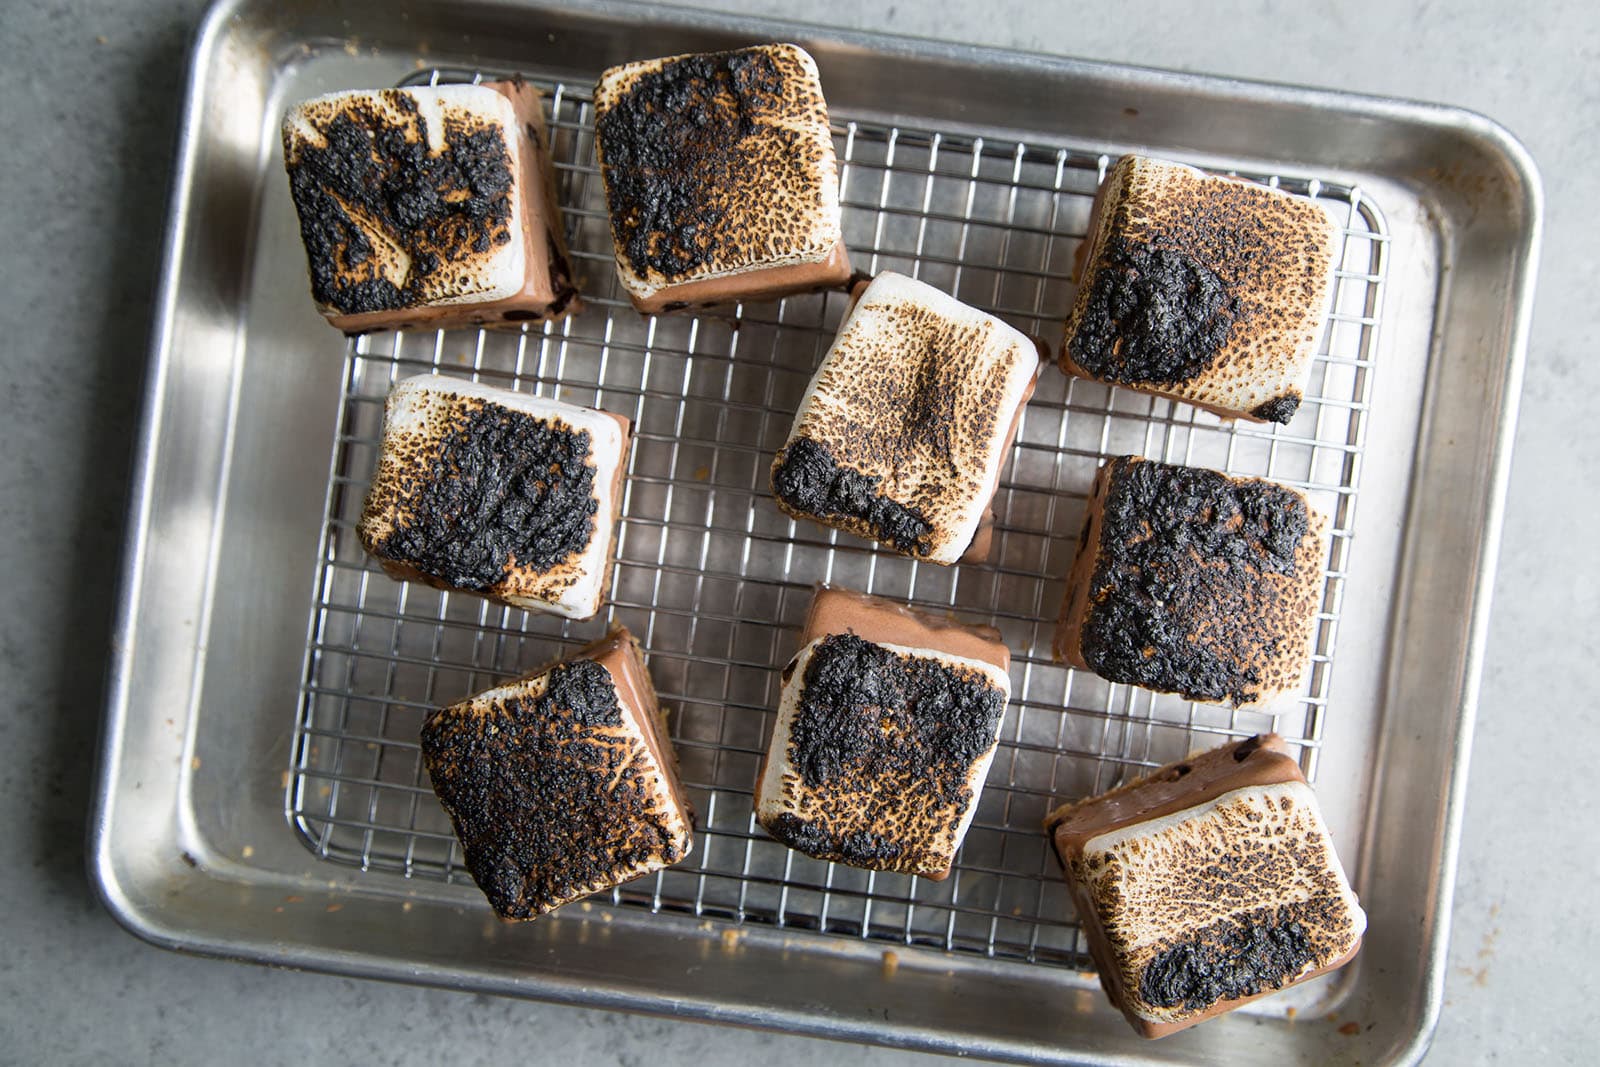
(1, 0), (1593, 1063)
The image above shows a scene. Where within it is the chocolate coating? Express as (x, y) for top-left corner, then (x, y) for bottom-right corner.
(1072, 456), (1321, 707)
(421, 657), (686, 920)
(1067, 237), (1237, 385)
(771, 437), (934, 556)
(369, 400), (597, 591)
(285, 91), (514, 315)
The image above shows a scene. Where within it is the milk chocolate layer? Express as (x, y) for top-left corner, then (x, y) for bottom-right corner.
(421, 627), (694, 920)
(1045, 735), (1364, 1038)
(801, 585), (1010, 675)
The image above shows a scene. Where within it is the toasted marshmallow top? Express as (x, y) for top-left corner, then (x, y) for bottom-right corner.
(283, 85), (527, 315)
(422, 652), (693, 918)
(756, 634), (1011, 876)
(1075, 780), (1366, 1024)
(358, 374), (626, 619)
(773, 272), (1040, 563)
(593, 44), (842, 300)
(1064, 155), (1340, 423)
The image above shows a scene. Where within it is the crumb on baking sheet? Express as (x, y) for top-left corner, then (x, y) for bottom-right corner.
(881, 950), (899, 978)
(721, 928), (743, 951)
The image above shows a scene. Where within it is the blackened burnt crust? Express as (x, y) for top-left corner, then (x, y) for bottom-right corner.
(420, 659), (685, 919)
(1067, 236), (1238, 385)
(1137, 908), (1317, 1013)
(368, 399), (598, 591)
(284, 90), (516, 315)
(1077, 457), (1319, 706)
(771, 437), (934, 556)
(764, 633), (1005, 873)
(594, 45), (837, 288)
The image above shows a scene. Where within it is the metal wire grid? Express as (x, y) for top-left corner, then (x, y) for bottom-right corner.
(288, 69), (1388, 969)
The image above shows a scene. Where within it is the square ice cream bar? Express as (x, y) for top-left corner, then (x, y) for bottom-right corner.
(1054, 456), (1328, 708)
(1044, 734), (1365, 1038)
(593, 44), (851, 313)
(754, 586), (1012, 878)
(422, 628), (695, 919)
(770, 272), (1042, 564)
(358, 374), (629, 619)
(1061, 155), (1340, 424)
(282, 80), (579, 333)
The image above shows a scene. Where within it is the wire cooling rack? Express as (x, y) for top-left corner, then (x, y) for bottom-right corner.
(289, 67), (1388, 969)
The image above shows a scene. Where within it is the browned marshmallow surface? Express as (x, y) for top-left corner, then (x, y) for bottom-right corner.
(754, 587), (1011, 878)
(1045, 735), (1364, 1037)
(1055, 456), (1327, 708)
(593, 44), (849, 311)
(422, 628), (694, 919)
(771, 272), (1041, 564)
(1061, 155), (1339, 423)
(357, 375), (629, 619)
(283, 80), (579, 332)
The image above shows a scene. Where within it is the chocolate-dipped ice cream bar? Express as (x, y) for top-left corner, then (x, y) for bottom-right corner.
(282, 81), (579, 332)
(358, 375), (628, 619)
(593, 44), (851, 313)
(755, 586), (1011, 878)
(1055, 456), (1327, 708)
(1062, 155), (1339, 424)
(422, 629), (694, 919)
(771, 272), (1041, 563)
(1044, 734), (1365, 1037)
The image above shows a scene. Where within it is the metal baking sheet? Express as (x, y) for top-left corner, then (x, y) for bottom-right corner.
(90, 1), (1540, 1064)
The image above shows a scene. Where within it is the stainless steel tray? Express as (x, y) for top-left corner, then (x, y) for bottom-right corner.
(90, 1), (1540, 1064)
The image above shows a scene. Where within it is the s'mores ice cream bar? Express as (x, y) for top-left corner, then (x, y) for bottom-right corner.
(1045, 734), (1365, 1038)
(755, 586), (1011, 878)
(283, 81), (579, 332)
(1061, 155), (1340, 424)
(593, 44), (851, 313)
(1055, 456), (1328, 708)
(422, 628), (694, 919)
(771, 272), (1041, 564)
(358, 375), (628, 619)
